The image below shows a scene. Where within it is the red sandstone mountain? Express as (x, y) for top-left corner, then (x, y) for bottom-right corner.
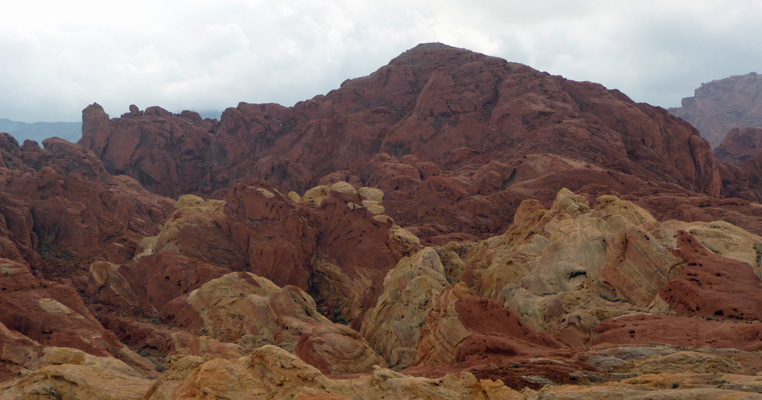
(81, 43), (739, 244)
(669, 72), (762, 148)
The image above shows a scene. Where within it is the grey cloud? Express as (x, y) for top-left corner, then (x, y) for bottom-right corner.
(1, 0), (760, 122)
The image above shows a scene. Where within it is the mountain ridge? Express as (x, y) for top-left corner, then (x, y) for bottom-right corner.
(78, 43), (753, 244)
(0, 118), (81, 144)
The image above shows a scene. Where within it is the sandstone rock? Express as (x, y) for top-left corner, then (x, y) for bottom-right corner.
(303, 185), (331, 206)
(584, 344), (755, 376)
(0, 320), (40, 379)
(163, 271), (383, 373)
(0, 347), (152, 400)
(84, 178), (410, 359)
(88, 261), (139, 307)
(330, 181), (358, 196)
(659, 230), (762, 320)
(287, 191), (301, 203)
(415, 283), (562, 366)
(453, 189), (762, 349)
(0, 258), (156, 376)
(80, 44), (731, 243)
(591, 313), (762, 351)
(358, 187), (384, 203)
(295, 323), (386, 375)
(537, 374), (762, 400)
(0, 136), (173, 270)
(361, 248), (449, 369)
(7, 44), (762, 397)
(361, 199), (385, 214)
(223, 181), (407, 326)
(599, 225), (682, 307)
(145, 345), (523, 400)
(144, 194), (244, 269)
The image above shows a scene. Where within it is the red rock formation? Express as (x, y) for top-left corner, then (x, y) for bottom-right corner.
(591, 314), (762, 351)
(0, 136), (172, 273)
(86, 181), (412, 340)
(79, 103), (216, 198)
(201, 44), (721, 240)
(669, 72), (762, 148)
(80, 43), (727, 243)
(0, 258), (154, 375)
(659, 230), (762, 320)
(414, 284), (563, 367)
(714, 127), (762, 165)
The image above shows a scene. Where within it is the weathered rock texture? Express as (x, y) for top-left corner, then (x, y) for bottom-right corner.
(78, 180), (416, 376)
(360, 189), (762, 391)
(0, 347), (152, 400)
(0, 258), (155, 378)
(80, 104), (216, 198)
(144, 345), (523, 400)
(361, 248), (449, 369)
(713, 127), (762, 200)
(446, 189), (762, 350)
(90, 181), (414, 331)
(0, 133), (172, 271)
(670, 72), (762, 148)
(163, 271), (385, 375)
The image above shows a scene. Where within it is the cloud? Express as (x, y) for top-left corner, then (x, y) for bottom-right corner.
(1, 0), (761, 122)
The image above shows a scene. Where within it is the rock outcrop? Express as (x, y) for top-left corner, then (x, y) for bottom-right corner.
(445, 189), (762, 351)
(714, 127), (762, 165)
(144, 345), (522, 400)
(361, 248), (449, 369)
(669, 72), (762, 148)
(162, 271), (384, 374)
(95, 181), (413, 330)
(0, 258), (155, 377)
(0, 347), (153, 400)
(0, 134), (172, 271)
(80, 104), (216, 198)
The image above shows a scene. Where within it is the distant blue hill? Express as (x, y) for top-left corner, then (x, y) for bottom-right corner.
(0, 118), (82, 145)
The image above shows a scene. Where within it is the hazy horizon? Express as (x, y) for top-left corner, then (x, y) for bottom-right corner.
(3, 1), (761, 123)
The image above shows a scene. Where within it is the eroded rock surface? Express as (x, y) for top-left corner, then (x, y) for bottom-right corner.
(80, 104), (215, 198)
(144, 345), (522, 400)
(0, 347), (153, 400)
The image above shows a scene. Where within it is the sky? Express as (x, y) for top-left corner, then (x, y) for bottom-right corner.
(1, 0), (761, 122)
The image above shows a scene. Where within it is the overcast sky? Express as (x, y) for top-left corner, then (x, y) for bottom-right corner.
(1, 0), (760, 122)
